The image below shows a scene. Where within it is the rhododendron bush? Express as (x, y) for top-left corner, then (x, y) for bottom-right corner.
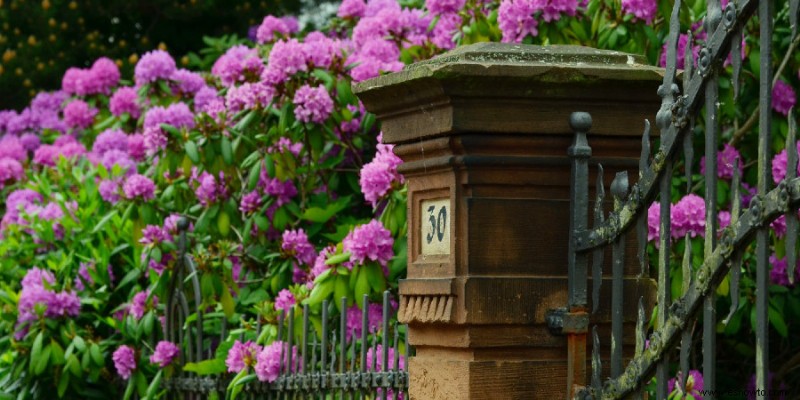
(1, 0), (799, 398)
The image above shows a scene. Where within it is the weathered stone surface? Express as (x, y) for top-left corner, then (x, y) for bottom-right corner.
(354, 43), (661, 400)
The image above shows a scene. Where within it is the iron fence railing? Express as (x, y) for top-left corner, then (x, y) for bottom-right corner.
(161, 220), (410, 399)
(559, 0), (800, 398)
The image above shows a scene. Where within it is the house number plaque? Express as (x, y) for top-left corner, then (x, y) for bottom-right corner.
(420, 198), (450, 256)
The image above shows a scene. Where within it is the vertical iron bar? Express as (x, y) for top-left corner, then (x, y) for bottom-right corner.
(288, 308), (295, 382)
(756, 0), (773, 394)
(656, 158), (673, 400)
(303, 304), (309, 375)
(340, 297), (347, 400)
(703, 1), (722, 394)
(590, 326), (601, 395)
(393, 326), (400, 400)
(360, 295), (369, 400)
(610, 171), (628, 378)
(786, 109), (797, 284)
(567, 111), (592, 395)
(724, 159), (742, 325)
(638, 121), (651, 278)
(403, 327), (409, 399)
(321, 300), (328, 400)
(592, 165), (605, 314)
(382, 292), (390, 400)
(680, 235), (693, 393)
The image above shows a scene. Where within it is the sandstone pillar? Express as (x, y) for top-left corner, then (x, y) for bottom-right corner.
(354, 43), (661, 399)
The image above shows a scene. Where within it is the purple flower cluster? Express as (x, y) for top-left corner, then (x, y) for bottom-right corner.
(359, 135), (404, 206)
(255, 341), (298, 382)
(343, 220), (394, 267)
(700, 143), (742, 180)
(647, 194), (732, 242)
(62, 57), (121, 96)
(0, 157), (24, 190)
(16, 267), (81, 338)
(123, 174), (156, 201)
(621, 0), (657, 24)
(150, 340), (180, 367)
(498, 0), (579, 42)
(170, 69), (205, 95)
(239, 190), (262, 214)
(190, 169), (228, 206)
(32, 136), (88, 167)
(259, 175), (298, 206)
(667, 370), (704, 399)
(129, 290), (158, 320)
(225, 82), (276, 112)
(1, 189), (43, 232)
(63, 100), (98, 129)
(113, 345), (137, 380)
(293, 85), (334, 124)
(109, 87), (142, 118)
(769, 254), (800, 286)
(339, 0), (367, 18)
(281, 229), (317, 265)
(426, 0), (466, 15)
(671, 194), (705, 238)
(772, 80), (796, 116)
(346, 303), (384, 340)
(310, 245), (337, 281)
(274, 288), (296, 311)
(226, 340), (262, 373)
(771, 141), (800, 184)
(143, 102), (196, 154)
(212, 45), (265, 87)
(135, 50), (177, 86)
(256, 16), (294, 44)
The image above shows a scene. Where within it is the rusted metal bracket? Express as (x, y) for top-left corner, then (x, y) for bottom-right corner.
(546, 307), (589, 335)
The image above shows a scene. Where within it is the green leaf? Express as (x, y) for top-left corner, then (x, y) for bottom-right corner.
(160, 123), (182, 139)
(306, 278), (335, 306)
(185, 141), (200, 164)
(184, 359), (228, 375)
(366, 264), (387, 293)
(247, 161), (262, 191)
(57, 370), (70, 398)
(217, 210), (231, 237)
(355, 269), (370, 308)
(768, 306), (788, 337)
(29, 332), (44, 373)
(34, 345), (50, 375)
(325, 252), (351, 266)
(50, 340), (65, 365)
(123, 378), (135, 400)
(67, 354), (81, 377)
(220, 284), (235, 319)
(334, 275), (350, 311)
(145, 370), (163, 399)
(90, 343), (103, 366)
(221, 136), (233, 165)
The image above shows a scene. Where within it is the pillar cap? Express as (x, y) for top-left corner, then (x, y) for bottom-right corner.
(353, 43), (664, 144)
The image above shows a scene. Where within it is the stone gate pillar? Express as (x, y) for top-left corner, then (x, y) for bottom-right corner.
(354, 43), (661, 399)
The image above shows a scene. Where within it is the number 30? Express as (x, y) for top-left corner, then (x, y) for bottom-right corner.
(426, 205), (447, 244)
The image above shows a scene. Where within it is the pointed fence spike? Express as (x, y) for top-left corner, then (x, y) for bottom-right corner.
(640, 120), (651, 178)
(683, 30), (694, 90)
(756, 0), (774, 392)
(684, 123), (694, 191)
(732, 29), (743, 100)
(723, 158), (743, 325)
(786, 109), (797, 284)
(592, 164), (605, 314)
(635, 297), (646, 357)
(682, 235), (692, 294)
(610, 172), (628, 379)
(591, 325), (602, 392)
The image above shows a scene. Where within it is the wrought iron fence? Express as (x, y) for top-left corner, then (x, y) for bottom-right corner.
(560, 0), (799, 398)
(161, 219), (410, 399)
